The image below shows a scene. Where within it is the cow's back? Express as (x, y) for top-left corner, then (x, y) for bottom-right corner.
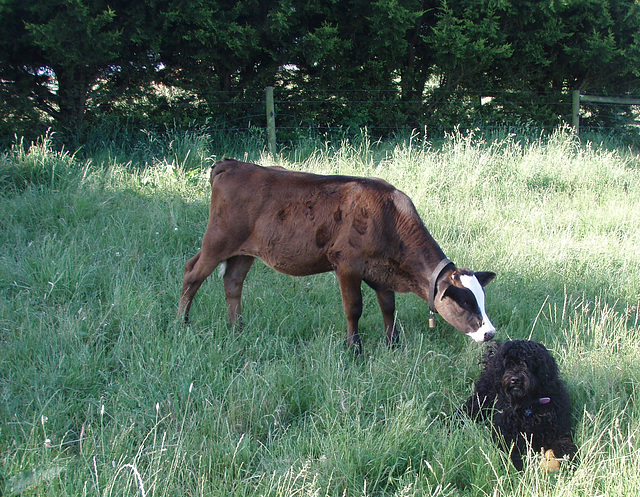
(207, 159), (427, 278)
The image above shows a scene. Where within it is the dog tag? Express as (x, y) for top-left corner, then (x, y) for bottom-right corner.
(429, 315), (436, 328)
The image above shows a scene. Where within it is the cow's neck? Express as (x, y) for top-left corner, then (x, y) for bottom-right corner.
(413, 257), (447, 300)
(394, 235), (448, 300)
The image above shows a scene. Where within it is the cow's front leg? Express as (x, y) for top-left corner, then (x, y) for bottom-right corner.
(375, 289), (397, 346)
(336, 269), (363, 353)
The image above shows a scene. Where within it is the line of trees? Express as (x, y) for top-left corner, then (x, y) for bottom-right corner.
(1, 0), (639, 141)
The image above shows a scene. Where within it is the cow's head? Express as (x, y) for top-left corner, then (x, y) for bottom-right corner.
(434, 268), (496, 342)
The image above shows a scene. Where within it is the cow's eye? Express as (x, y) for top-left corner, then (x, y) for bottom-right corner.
(463, 297), (478, 311)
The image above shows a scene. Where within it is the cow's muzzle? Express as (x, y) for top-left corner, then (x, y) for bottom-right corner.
(468, 322), (496, 342)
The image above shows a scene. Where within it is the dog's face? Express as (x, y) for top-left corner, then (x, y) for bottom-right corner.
(501, 360), (537, 400)
(494, 341), (557, 403)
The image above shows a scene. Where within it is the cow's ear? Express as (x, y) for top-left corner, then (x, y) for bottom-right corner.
(448, 270), (465, 287)
(474, 271), (496, 287)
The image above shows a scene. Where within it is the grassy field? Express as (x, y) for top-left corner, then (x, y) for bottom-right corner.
(1, 127), (639, 496)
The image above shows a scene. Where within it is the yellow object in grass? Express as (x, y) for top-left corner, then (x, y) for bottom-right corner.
(540, 449), (561, 473)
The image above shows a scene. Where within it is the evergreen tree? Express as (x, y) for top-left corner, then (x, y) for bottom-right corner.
(0, 0), (159, 134)
(155, 0), (295, 125)
(1, 0), (639, 135)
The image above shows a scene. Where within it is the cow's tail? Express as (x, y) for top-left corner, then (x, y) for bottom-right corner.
(217, 261), (227, 278)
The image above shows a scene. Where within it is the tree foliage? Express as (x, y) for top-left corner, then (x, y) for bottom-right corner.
(1, 0), (639, 140)
(0, 0), (160, 136)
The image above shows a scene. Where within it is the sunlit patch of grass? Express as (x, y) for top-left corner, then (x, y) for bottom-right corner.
(1, 127), (639, 495)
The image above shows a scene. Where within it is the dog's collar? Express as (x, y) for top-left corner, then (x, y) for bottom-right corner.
(525, 397), (551, 417)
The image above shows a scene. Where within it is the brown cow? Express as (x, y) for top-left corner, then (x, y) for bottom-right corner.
(179, 159), (496, 352)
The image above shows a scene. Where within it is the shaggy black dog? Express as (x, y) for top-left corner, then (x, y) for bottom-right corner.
(464, 340), (577, 471)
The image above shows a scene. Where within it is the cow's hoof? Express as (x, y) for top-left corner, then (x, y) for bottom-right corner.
(386, 332), (400, 349)
(348, 337), (363, 355)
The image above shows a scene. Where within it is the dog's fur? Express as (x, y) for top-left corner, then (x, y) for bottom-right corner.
(464, 340), (577, 470)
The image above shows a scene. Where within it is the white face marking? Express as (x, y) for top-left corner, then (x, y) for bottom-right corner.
(459, 274), (495, 341)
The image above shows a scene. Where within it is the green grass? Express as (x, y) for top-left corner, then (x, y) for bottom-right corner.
(1, 126), (639, 496)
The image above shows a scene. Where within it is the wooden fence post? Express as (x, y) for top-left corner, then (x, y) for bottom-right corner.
(571, 91), (640, 135)
(572, 90), (581, 135)
(265, 86), (276, 155)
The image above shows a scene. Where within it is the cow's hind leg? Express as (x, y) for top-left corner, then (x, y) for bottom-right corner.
(375, 289), (397, 346)
(336, 269), (364, 353)
(222, 255), (255, 326)
(179, 249), (223, 321)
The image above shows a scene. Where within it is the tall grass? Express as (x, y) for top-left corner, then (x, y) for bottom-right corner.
(1, 127), (639, 496)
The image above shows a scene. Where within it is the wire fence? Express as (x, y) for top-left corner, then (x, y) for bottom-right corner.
(4, 86), (640, 143)
(234, 92), (635, 145)
(151, 88), (637, 134)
